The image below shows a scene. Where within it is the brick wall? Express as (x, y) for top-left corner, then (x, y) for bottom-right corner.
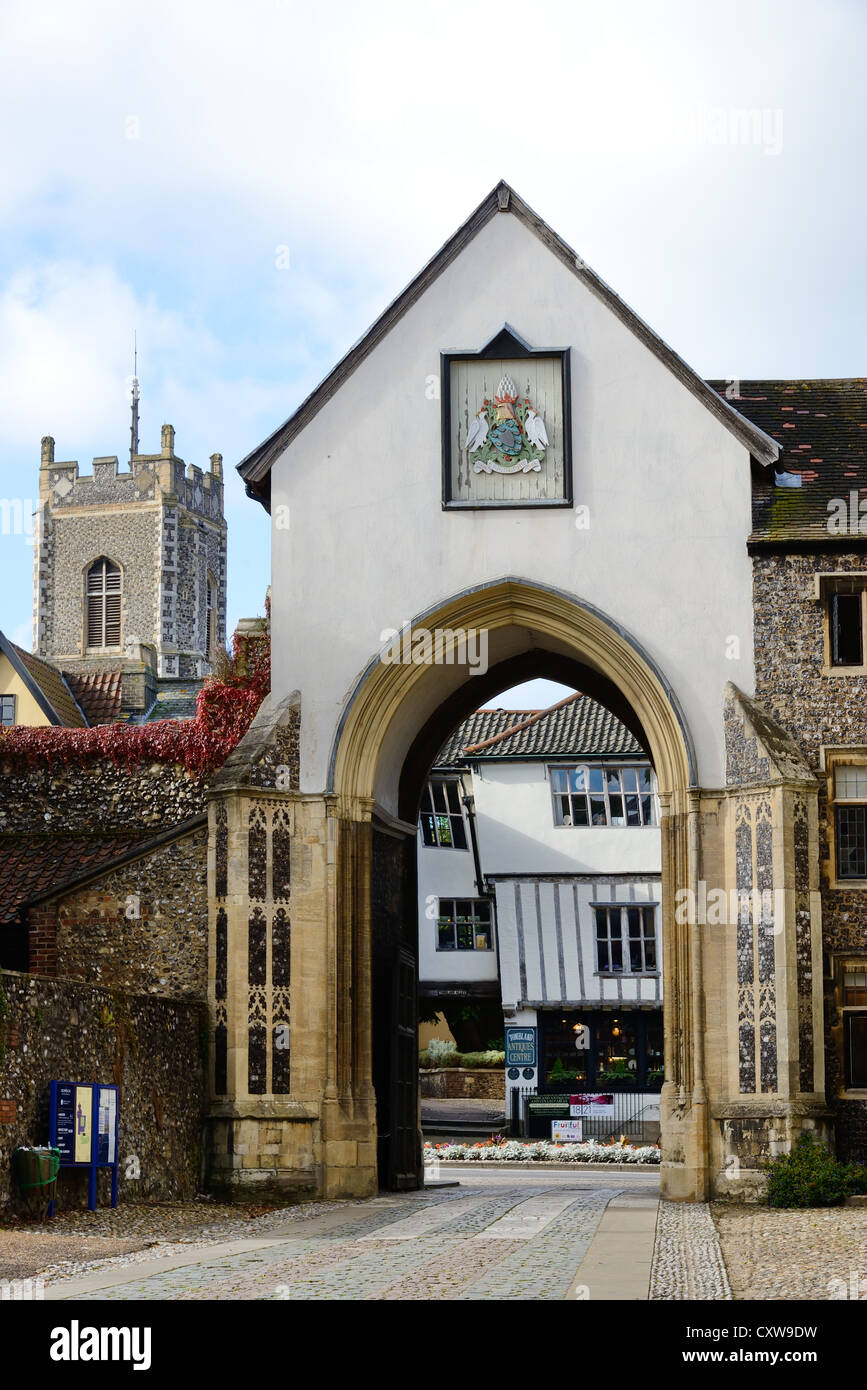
(27, 904), (58, 977)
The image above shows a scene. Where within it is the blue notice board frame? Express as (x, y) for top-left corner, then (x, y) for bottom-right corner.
(48, 1080), (119, 1217)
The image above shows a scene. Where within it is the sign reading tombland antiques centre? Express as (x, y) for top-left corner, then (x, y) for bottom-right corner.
(505, 1026), (537, 1068)
(442, 325), (572, 509)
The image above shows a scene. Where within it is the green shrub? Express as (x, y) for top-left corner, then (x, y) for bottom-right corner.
(427, 1038), (458, 1066)
(419, 1048), (505, 1070)
(765, 1132), (859, 1208)
(458, 1050), (506, 1069)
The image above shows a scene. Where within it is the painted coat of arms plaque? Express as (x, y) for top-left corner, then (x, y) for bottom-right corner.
(441, 326), (571, 508)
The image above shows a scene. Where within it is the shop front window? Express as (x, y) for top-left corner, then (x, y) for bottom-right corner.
(539, 1010), (664, 1091)
(542, 1014), (591, 1089)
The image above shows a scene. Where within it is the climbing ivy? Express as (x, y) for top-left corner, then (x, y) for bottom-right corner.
(0, 603), (270, 778)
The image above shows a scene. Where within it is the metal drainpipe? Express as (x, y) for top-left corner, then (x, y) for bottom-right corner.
(462, 773), (500, 957)
(462, 773), (504, 1042)
(462, 776), (485, 898)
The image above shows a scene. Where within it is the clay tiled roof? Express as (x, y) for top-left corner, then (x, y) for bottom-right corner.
(435, 693), (645, 767)
(63, 670), (123, 725)
(0, 637), (88, 728)
(707, 379), (867, 544)
(0, 835), (135, 924)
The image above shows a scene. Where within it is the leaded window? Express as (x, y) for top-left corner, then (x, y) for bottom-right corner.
(436, 898), (492, 951)
(835, 765), (867, 880)
(595, 905), (657, 974)
(420, 779), (468, 849)
(552, 764), (656, 827)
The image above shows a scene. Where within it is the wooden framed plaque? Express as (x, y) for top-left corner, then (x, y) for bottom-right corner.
(442, 325), (572, 509)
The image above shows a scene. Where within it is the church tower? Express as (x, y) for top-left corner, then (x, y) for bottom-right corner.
(33, 385), (227, 698)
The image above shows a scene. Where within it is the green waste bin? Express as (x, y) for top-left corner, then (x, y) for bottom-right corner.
(12, 1146), (61, 1192)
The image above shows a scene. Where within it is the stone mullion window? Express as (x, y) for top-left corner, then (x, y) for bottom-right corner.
(827, 755), (867, 887)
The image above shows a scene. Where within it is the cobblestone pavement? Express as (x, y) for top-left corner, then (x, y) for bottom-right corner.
(712, 1201), (867, 1300)
(649, 1202), (732, 1300)
(44, 1171), (659, 1302)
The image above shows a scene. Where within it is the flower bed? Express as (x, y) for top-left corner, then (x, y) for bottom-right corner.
(424, 1138), (660, 1164)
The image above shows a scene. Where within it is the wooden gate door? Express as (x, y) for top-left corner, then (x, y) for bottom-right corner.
(388, 945), (420, 1190)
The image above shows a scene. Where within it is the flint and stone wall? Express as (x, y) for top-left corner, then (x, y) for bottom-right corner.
(752, 551), (867, 1159)
(53, 828), (208, 999)
(0, 970), (206, 1208)
(0, 759), (205, 835)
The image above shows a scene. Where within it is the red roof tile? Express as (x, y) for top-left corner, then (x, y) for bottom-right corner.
(63, 670), (123, 725)
(0, 835), (136, 923)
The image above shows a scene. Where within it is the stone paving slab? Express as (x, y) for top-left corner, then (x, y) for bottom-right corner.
(41, 1176), (642, 1303)
(568, 1192), (659, 1300)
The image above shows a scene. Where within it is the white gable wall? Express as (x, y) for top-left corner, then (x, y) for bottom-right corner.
(270, 211), (755, 803)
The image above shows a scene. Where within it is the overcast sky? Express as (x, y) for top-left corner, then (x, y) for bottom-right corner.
(1, 0), (864, 709)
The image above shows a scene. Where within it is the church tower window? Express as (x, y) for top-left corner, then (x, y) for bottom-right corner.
(86, 558), (122, 649)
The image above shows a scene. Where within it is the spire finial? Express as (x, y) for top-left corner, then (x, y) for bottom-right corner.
(130, 330), (140, 462)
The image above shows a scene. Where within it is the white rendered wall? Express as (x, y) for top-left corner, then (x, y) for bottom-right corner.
(415, 757), (661, 988)
(269, 211), (756, 805)
(472, 761), (662, 877)
(416, 826), (498, 985)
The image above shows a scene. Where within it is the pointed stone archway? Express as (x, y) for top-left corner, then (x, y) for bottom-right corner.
(327, 577), (705, 1200)
(205, 579), (830, 1203)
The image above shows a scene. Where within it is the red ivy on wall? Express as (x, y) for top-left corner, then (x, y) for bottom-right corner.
(0, 611), (271, 779)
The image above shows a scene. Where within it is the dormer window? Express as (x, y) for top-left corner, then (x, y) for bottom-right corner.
(86, 558), (121, 649)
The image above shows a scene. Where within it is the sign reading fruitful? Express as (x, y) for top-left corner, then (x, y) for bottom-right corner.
(442, 324), (572, 509)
